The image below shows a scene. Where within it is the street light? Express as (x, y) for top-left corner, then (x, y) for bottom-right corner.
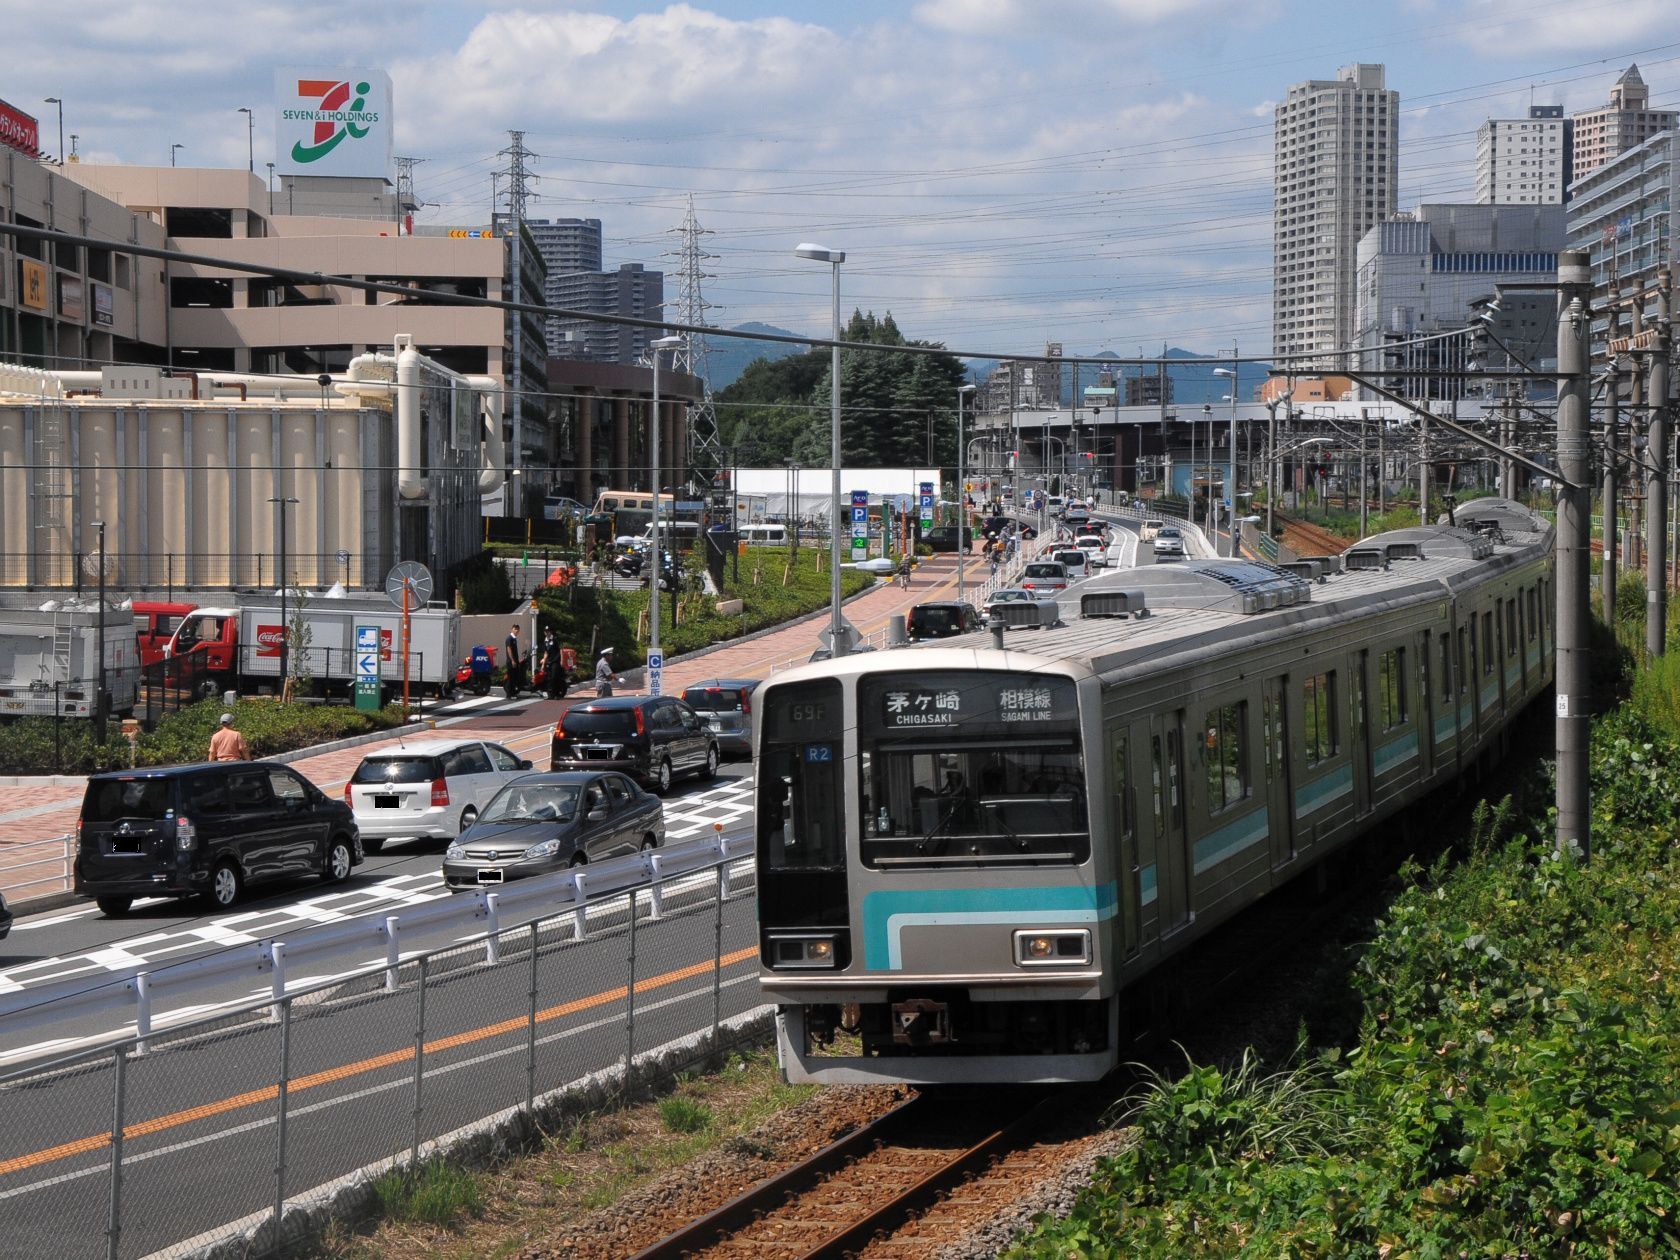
(236, 106), (254, 173)
(43, 97), (63, 166)
(266, 162), (275, 216)
(956, 383), (977, 605)
(794, 242), (848, 657)
(1213, 366), (1239, 556)
(170, 143), (184, 168)
(269, 496), (299, 692)
(647, 333), (685, 695)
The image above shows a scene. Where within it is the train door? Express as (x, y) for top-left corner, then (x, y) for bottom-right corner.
(1151, 710), (1190, 934)
(1416, 631), (1436, 780)
(1352, 649), (1373, 815)
(1111, 729), (1141, 958)
(1261, 677), (1294, 869)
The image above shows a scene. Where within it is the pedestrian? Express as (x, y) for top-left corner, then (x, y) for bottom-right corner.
(207, 712), (250, 762)
(504, 623), (525, 698)
(594, 647), (618, 697)
(540, 628), (564, 699)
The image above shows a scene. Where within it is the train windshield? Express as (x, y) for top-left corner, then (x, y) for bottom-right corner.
(856, 671), (1088, 868)
(756, 678), (845, 871)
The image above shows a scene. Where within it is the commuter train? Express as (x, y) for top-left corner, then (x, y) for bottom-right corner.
(753, 499), (1554, 1085)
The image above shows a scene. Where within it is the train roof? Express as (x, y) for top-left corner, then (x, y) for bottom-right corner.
(765, 498), (1553, 690)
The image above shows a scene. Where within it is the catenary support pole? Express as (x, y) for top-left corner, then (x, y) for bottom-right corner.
(1555, 250), (1593, 862)
(1647, 266), (1671, 659)
(1603, 301), (1620, 626)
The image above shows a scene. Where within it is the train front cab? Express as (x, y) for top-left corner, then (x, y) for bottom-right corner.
(755, 663), (1120, 1085)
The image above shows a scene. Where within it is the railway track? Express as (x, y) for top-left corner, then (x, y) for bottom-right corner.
(629, 1087), (1071, 1259)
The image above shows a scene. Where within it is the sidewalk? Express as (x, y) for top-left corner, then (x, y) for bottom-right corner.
(0, 553), (1006, 903)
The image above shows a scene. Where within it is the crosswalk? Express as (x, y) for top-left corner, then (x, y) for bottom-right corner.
(0, 776), (756, 994)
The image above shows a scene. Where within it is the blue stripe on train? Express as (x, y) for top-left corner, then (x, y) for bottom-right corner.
(861, 883), (1119, 971)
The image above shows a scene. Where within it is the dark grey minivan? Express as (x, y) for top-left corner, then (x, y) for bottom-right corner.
(75, 762), (362, 916)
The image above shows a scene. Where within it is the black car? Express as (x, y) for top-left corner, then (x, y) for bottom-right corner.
(920, 525), (973, 553)
(551, 695), (719, 793)
(681, 679), (761, 758)
(443, 771), (665, 889)
(0, 890), (11, 941)
(74, 762), (362, 916)
(907, 601), (982, 640)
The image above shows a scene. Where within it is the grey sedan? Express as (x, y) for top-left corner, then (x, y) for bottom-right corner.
(442, 771), (664, 890)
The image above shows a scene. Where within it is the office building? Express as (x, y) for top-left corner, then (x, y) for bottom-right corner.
(1476, 105), (1573, 204)
(1354, 203), (1563, 398)
(1274, 63), (1399, 367)
(550, 262), (664, 365)
(1572, 65), (1676, 182)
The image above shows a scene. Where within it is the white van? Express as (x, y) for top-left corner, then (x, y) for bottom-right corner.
(640, 520), (702, 549)
(740, 523), (789, 547)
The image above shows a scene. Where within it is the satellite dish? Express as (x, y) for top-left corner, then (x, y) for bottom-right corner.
(384, 561), (433, 610)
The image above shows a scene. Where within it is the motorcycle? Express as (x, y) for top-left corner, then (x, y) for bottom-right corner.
(612, 552), (644, 578)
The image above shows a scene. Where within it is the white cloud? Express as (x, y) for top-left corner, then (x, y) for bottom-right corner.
(1457, 0), (1673, 58)
(913, 0), (1234, 35)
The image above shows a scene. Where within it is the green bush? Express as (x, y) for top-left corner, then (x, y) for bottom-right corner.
(457, 555), (516, 615)
(0, 698), (410, 775)
(1011, 715), (1680, 1258)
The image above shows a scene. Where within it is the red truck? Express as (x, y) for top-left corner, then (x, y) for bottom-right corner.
(131, 601), (198, 668)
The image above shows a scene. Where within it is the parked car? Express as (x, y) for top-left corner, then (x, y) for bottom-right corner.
(542, 494), (588, 522)
(681, 679), (761, 758)
(0, 890), (11, 941)
(1075, 534), (1109, 568)
(920, 525), (974, 553)
(907, 601), (982, 641)
(346, 738), (535, 853)
(74, 762), (361, 916)
(1020, 560), (1070, 595)
(551, 695), (719, 793)
(443, 771), (664, 889)
(1052, 548), (1091, 580)
(1153, 526), (1185, 558)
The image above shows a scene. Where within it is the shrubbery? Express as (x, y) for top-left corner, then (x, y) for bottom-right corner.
(1011, 716), (1680, 1258)
(0, 698), (410, 775)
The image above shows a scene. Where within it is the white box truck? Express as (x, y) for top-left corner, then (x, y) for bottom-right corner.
(0, 602), (140, 718)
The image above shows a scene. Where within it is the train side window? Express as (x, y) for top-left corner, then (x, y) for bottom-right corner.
(1505, 600), (1517, 658)
(1527, 587), (1538, 642)
(1201, 701), (1247, 812)
(1303, 671), (1337, 766)
(1457, 626), (1470, 697)
(1438, 634), (1452, 702)
(1481, 613), (1494, 676)
(1378, 648), (1407, 731)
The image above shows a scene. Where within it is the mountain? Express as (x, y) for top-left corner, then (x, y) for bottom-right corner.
(702, 322), (806, 391)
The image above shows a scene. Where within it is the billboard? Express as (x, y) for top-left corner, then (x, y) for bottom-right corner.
(0, 99), (39, 157)
(274, 68), (392, 179)
(18, 259), (47, 311)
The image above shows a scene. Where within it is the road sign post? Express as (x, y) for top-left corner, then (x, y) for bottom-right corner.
(354, 625), (381, 712)
(648, 649), (664, 698)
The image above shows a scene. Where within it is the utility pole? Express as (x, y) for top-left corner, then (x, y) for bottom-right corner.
(1648, 267), (1671, 658)
(1418, 409), (1430, 526)
(1556, 250), (1593, 862)
(1358, 408), (1369, 535)
(1603, 299), (1621, 625)
(393, 155), (423, 232)
(1628, 288), (1645, 570)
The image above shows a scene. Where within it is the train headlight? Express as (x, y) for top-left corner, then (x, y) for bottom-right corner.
(768, 933), (842, 969)
(1013, 928), (1091, 967)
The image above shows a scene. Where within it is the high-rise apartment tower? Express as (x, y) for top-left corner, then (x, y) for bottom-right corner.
(1476, 105), (1573, 204)
(1572, 65), (1676, 182)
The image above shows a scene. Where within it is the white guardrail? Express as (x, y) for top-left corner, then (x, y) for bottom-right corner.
(0, 831), (756, 1055)
(0, 834), (75, 899)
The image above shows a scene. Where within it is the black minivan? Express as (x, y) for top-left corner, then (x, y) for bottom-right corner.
(551, 696), (719, 793)
(75, 762), (362, 916)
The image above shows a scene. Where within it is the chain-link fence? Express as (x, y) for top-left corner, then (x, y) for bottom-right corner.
(0, 853), (761, 1260)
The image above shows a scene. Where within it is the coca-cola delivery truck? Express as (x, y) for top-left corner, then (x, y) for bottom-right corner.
(165, 595), (460, 699)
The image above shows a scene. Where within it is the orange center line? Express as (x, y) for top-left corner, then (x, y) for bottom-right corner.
(0, 945), (759, 1177)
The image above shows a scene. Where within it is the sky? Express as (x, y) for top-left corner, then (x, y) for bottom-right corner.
(11, 0), (1680, 362)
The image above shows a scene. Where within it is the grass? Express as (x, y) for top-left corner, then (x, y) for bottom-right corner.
(307, 1049), (814, 1260)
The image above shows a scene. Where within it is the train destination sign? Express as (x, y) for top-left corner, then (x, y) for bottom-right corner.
(867, 672), (1076, 731)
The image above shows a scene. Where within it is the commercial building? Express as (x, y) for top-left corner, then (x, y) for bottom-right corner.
(543, 358), (700, 508)
(550, 262), (665, 365)
(1354, 203), (1563, 398)
(1476, 105), (1573, 205)
(1571, 65), (1676, 182)
(1273, 63), (1399, 368)
(980, 357), (1061, 414)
